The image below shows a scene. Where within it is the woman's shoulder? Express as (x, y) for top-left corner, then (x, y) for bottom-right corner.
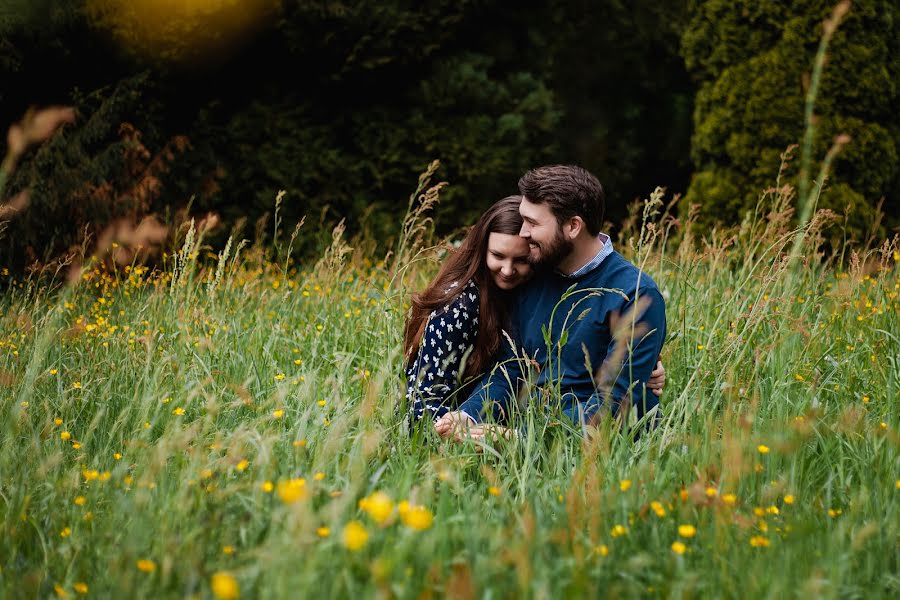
(431, 278), (479, 318)
(443, 278), (479, 304)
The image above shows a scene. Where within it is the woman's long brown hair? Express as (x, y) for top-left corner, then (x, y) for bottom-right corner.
(403, 195), (524, 379)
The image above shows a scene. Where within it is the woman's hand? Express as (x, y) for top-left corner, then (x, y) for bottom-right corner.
(648, 360), (666, 397)
(434, 411), (474, 438)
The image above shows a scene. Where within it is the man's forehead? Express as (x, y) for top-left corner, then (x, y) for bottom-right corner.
(519, 197), (550, 219)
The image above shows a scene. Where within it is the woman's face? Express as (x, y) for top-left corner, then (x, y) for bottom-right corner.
(485, 232), (532, 290)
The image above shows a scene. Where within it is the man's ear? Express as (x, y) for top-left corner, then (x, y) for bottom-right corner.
(565, 216), (584, 240)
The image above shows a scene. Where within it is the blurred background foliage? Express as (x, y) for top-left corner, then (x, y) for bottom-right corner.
(0, 0), (896, 273)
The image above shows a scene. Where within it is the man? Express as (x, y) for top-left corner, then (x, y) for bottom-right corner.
(435, 165), (666, 439)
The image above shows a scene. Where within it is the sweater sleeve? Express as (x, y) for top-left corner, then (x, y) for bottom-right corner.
(456, 340), (523, 423)
(579, 286), (666, 425)
(405, 281), (479, 419)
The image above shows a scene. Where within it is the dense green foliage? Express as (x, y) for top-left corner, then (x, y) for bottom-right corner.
(0, 0), (693, 272)
(680, 0), (899, 238)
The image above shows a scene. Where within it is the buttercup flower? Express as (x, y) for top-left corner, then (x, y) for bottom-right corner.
(359, 491), (393, 524)
(342, 520), (368, 550)
(277, 478), (307, 504)
(401, 505), (433, 531)
(136, 559), (156, 572)
(210, 571), (239, 600)
(678, 524), (696, 538)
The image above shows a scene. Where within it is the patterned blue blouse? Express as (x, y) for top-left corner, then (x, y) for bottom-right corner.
(405, 279), (480, 421)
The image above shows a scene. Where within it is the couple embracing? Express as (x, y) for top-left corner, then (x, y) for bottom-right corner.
(403, 165), (667, 442)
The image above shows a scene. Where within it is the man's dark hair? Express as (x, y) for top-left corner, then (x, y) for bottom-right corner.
(518, 165), (605, 236)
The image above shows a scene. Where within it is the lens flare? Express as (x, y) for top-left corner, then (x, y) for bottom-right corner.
(86, 0), (280, 66)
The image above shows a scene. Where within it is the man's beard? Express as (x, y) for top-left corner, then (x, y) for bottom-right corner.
(528, 229), (573, 270)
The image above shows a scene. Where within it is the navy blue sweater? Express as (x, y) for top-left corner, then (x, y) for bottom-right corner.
(458, 250), (666, 427)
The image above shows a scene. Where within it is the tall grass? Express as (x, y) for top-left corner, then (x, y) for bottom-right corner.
(0, 158), (898, 597)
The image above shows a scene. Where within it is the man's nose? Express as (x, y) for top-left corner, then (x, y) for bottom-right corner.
(519, 223), (530, 238)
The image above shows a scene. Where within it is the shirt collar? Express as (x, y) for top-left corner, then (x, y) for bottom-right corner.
(560, 233), (613, 278)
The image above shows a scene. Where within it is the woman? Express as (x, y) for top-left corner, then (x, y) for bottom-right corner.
(402, 196), (665, 432)
(403, 196), (531, 425)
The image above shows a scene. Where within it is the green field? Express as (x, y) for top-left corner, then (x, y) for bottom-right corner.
(1, 186), (898, 598)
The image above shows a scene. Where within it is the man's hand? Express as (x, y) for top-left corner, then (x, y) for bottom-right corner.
(647, 360), (666, 397)
(434, 411), (474, 438)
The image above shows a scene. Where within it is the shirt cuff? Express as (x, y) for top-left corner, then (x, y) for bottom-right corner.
(458, 410), (477, 425)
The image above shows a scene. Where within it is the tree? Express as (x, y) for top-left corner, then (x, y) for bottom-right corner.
(680, 0), (899, 238)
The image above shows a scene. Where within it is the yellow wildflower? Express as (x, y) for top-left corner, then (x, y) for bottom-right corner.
(313, 472), (325, 481)
(671, 541), (687, 555)
(595, 544), (609, 557)
(277, 478), (308, 504)
(722, 493), (737, 506)
(650, 501), (666, 517)
(678, 524), (696, 538)
(757, 445), (769, 454)
(136, 559), (156, 572)
(74, 496), (86, 506)
(261, 481), (274, 493)
(222, 545), (235, 555)
(619, 479), (632, 492)
(749, 536), (770, 548)
(60, 431), (71, 441)
(274, 373), (285, 381)
(705, 486), (717, 498)
(272, 409), (284, 419)
(235, 459), (249, 472)
(342, 520), (368, 551)
(359, 491), (393, 524)
(783, 495), (795, 505)
(172, 407), (185, 416)
(73, 582), (88, 595)
(610, 524), (628, 537)
(488, 486), (501, 497)
(316, 526), (331, 538)
(210, 571), (240, 600)
(54, 418), (63, 426)
(401, 505), (434, 531)
(60, 526), (71, 538)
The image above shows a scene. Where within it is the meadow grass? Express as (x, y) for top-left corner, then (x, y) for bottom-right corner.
(0, 176), (898, 599)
